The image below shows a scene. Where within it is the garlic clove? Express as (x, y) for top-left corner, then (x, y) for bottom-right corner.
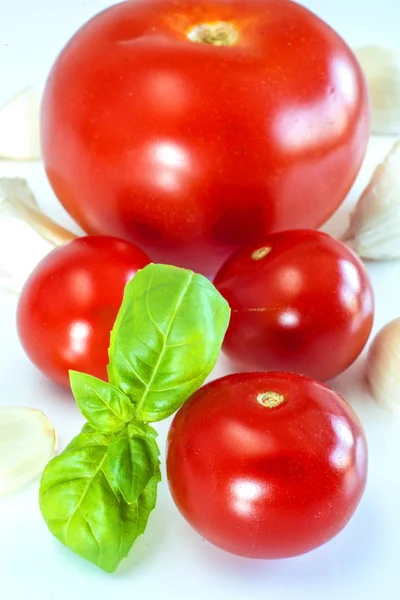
(355, 46), (400, 135)
(0, 178), (76, 294)
(0, 407), (57, 494)
(0, 86), (42, 161)
(342, 140), (400, 260)
(0, 176), (39, 209)
(366, 318), (400, 417)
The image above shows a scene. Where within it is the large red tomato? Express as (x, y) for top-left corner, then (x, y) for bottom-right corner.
(16, 236), (150, 388)
(41, 0), (369, 275)
(214, 230), (374, 381)
(167, 372), (368, 558)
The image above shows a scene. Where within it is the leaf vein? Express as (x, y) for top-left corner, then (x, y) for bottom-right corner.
(64, 451), (108, 545)
(145, 271), (167, 339)
(80, 508), (101, 560)
(118, 348), (148, 387)
(137, 272), (195, 417)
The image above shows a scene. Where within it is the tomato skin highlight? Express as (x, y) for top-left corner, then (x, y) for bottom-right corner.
(214, 230), (374, 381)
(41, 0), (369, 275)
(166, 372), (368, 558)
(16, 236), (150, 388)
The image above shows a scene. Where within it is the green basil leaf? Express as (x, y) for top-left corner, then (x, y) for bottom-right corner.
(106, 421), (160, 505)
(119, 468), (161, 560)
(81, 422), (96, 434)
(107, 264), (230, 422)
(39, 428), (160, 573)
(70, 372), (134, 434)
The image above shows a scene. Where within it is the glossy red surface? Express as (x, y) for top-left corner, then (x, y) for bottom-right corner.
(166, 372), (368, 558)
(214, 230), (374, 381)
(16, 236), (150, 388)
(41, 0), (369, 275)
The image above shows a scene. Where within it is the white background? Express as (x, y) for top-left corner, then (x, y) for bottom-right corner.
(1, 1), (400, 599)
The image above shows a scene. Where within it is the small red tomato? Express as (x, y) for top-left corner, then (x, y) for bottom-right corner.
(167, 372), (368, 558)
(214, 230), (374, 381)
(17, 236), (150, 388)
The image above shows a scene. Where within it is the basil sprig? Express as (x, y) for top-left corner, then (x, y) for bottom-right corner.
(39, 264), (230, 573)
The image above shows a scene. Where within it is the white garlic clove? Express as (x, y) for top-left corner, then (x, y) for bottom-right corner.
(355, 46), (400, 135)
(0, 178), (76, 294)
(366, 318), (400, 417)
(0, 86), (42, 161)
(0, 406), (57, 494)
(0, 176), (39, 209)
(342, 140), (400, 260)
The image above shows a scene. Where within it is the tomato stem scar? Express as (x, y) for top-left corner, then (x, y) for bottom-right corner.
(187, 22), (239, 46)
(257, 391), (285, 408)
(251, 246), (272, 260)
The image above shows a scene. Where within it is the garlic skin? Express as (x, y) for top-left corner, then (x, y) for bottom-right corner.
(366, 318), (400, 417)
(0, 407), (56, 494)
(355, 46), (400, 135)
(0, 86), (42, 160)
(342, 140), (400, 260)
(0, 178), (76, 294)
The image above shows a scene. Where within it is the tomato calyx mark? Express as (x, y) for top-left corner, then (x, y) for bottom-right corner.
(187, 22), (239, 47)
(251, 247), (272, 260)
(257, 391), (285, 409)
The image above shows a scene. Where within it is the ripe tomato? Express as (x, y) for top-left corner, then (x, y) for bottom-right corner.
(16, 236), (150, 388)
(41, 0), (369, 275)
(167, 372), (368, 558)
(214, 230), (374, 381)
